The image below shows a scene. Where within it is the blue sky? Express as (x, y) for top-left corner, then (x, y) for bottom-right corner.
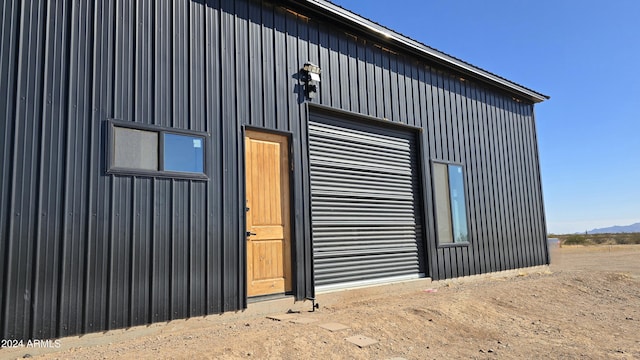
(332, 0), (640, 234)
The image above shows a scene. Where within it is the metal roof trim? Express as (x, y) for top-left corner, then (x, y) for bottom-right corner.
(300, 0), (550, 103)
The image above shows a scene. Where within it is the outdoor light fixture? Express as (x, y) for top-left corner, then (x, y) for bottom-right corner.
(302, 61), (321, 99)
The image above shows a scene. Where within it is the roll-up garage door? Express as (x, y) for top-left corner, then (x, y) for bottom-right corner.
(309, 112), (425, 289)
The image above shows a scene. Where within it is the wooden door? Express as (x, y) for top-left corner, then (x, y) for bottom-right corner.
(245, 130), (292, 297)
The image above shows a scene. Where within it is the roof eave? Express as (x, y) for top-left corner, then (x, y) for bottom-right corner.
(298, 0), (550, 103)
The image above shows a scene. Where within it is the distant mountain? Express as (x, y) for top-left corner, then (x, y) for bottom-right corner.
(588, 222), (640, 234)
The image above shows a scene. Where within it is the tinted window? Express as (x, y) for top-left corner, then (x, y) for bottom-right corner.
(112, 127), (158, 170)
(163, 133), (204, 173)
(433, 163), (453, 244)
(448, 165), (468, 243)
(433, 162), (469, 245)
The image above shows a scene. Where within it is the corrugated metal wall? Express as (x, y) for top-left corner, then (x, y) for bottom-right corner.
(0, 0), (311, 341)
(290, 8), (548, 282)
(0, 0), (548, 341)
(0, 0), (225, 340)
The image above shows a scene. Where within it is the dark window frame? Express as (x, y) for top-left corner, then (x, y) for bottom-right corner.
(106, 119), (209, 180)
(431, 159), (471, 248)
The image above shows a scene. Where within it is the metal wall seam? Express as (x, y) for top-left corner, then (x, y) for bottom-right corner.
(526, 106), (545, 265)
(490, 93), (506, 271)
(205, 0), (222, 315)
(292, 9), (309, 300)
(458, 80), (475, 276)
(0, 0), (18, 337)
(220, 0), (236, 311)
(236, 0), (250, 308)
(531, 106), (550, 265)
(503, 97), (520, 269)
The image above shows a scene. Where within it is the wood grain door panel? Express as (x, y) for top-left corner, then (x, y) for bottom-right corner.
(245, 130), (292, 297)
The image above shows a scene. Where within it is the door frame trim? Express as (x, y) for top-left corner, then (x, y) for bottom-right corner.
(241, 126), (296, 299)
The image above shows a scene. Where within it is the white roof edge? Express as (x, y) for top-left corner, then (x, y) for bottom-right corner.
(302, 0), (549, 103)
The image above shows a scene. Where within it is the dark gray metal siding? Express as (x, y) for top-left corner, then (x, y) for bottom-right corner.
(1, 0), (548, 341)
(308, 111), (425, 287)
(0, 0), (321, 341)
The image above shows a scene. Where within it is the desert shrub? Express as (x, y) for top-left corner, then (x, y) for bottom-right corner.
(556, 232), (640, 245)
(618, 237), (631, 245)
(629, 233), (640, 244)
(563, 234), (588, 245)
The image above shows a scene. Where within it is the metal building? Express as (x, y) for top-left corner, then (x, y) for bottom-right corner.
(0, 0), (549, 340)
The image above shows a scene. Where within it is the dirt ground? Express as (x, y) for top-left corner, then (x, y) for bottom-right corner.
(4, 245), (640, 359)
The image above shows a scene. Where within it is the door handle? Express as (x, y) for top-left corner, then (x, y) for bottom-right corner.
(246, 231), (256, 237)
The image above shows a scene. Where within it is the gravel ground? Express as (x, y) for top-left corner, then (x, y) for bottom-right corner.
(3, 245), (640, 360)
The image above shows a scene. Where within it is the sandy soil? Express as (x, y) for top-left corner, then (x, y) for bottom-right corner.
(4, 245), (640, 360)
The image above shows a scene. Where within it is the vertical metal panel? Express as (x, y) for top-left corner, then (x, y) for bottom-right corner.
(131, 177), (152, 326)
(515, 105), (534, 266)
(380, 50), (392, 120)
(152, 179), (171, 321)
(327, 29), (340, 109)
(530, 105), (550, 265)
(285, 11), (298, 132)
(337, 36), (349, 111)
(457, 79), (473, 276)
(204, 0), (222, 315)
(109, 176), (132, 330)
(134, 0), (152, 127)
(462, 82), (478, 274)
(190, 181), (207, 315)
(389, 55), (400, 122)
(188, 2), (208, 316)
(461, 80), (480, 275)
(4, 0), (45, 339)
(476, 88), (497, 273)
(364, 44), (376, 118)
(523, 104), (546, 265)
(30, 0), (67, 339)
(84, 0), (114, 335)
(408, 64), (421, 128)
(0, 0), (19, 338)
(220, 0), (241, 311)
(170, 180), (188, 319)
(398, 59), (417, 125)
(234, 0), (251, 311)
(355, 40), (368, 115)
(488, 92), (505, 271)
(346, 37), (358, 113)
(260, 2), (276, 129)
(317, 22), (330, 105)
(396, 58), (407, 123)
(171, 1), (188, 129)
(154, 1), (171, 128)
(302, 17), (324, 299)
(272, 6), (288, 130)
(507, 101), (522, 268)
(500, 96), (516, 270)
(190, 1), (206, 133)
(295, 14), (315, 300)
(417, 66), (437, 279)
(372, 47), (385, 118)
(248, 0), (263, 128)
